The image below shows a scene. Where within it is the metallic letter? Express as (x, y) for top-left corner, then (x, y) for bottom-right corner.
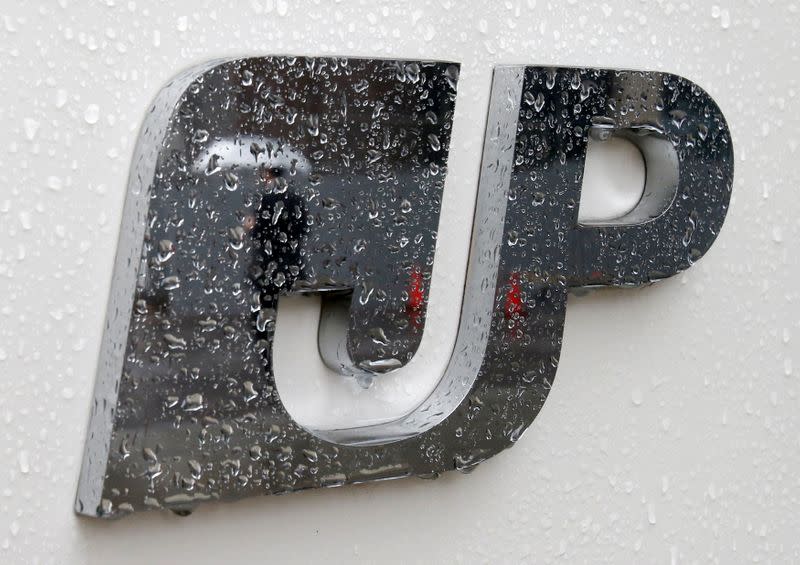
(76, 63), (732, 518)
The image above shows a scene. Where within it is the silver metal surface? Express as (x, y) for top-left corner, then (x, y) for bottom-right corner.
(76, 60), (732, 519)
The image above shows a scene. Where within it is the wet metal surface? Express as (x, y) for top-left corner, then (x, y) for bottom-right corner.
(76, 59), (732, 518)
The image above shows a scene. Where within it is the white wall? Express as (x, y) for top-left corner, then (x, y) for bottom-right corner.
(1, 1), (798, 563)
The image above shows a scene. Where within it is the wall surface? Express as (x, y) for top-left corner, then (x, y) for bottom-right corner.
(1, 1), (798, 563)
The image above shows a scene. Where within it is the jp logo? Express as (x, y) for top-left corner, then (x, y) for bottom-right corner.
(76, 57), (732, 518)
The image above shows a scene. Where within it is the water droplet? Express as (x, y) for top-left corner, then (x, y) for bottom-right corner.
(162, 276), (180, 290)
(647, 502), (657, 525)
(18, 451), (30, 474)
(368, 327), (389, 346)
(18, 211), (32, 230)
(205, 154), (221, 175)
(243, 381), (258, 402)
(182, 393), (203, 412)
(164, 333), (186, 350)
(46, 176), (63, 191)
(157, 240), (175, 263)
(84, 104), (100, 125)
(228, 226), (246, 249)
(192, 129), (209, 143)
(534, 93), (545, 112)
(223, 171), (239, 191)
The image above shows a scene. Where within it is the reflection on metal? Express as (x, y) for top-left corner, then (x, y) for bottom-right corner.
(76, 60), (733, 519)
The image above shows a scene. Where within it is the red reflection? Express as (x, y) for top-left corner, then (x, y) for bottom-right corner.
(406, 265), (425, 329)
(504, 271), (526, 320)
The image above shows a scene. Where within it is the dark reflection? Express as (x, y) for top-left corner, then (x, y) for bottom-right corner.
(248, 163), (310, 367)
